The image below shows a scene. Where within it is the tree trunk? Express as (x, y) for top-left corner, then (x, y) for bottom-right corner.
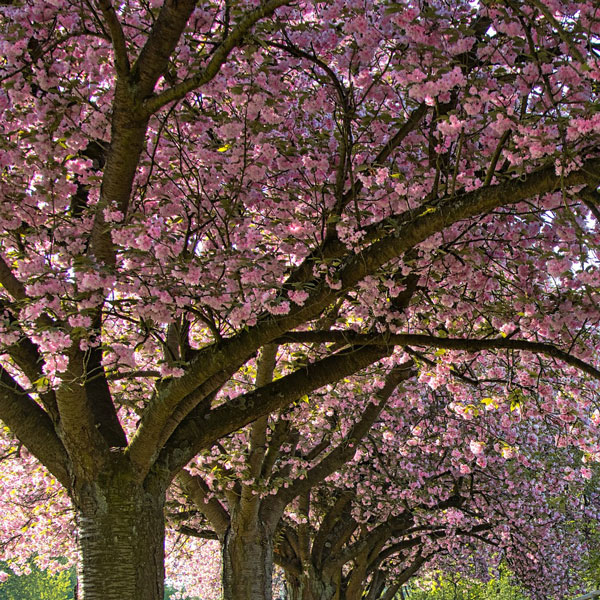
(222, 517), (275, 600)
(363, 570), (387, 600)
(285, 569), (338, 600)
(74, 478), (166, 600)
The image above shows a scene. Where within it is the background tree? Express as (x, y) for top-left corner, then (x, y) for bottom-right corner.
(172, 339), (600, 599)
(172, 348), (415, 598)
(269, 380), (600, 600)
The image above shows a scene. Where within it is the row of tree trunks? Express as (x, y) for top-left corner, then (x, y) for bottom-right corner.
(221, 523), (399, 600)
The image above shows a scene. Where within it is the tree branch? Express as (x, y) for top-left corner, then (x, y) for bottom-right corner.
(483, 129), (511, 186)
(312, 490), (355, 570)
(260, 415), (293, 480)
(177, 469), (230, 538)
(373, 103), (428, 166)
(0, 255), (28, 302)
(141, 0), (292, 116)
(155, 345), (391, 478)
(0, 366), (70, 487)
(275, 331), (600, 381)
(248, 344), (278, 481)
(175, 525), (219, 540)
(82, 335), (128, 447)
(131, 0), (198, 99)
(54, 350), (110, 480)
(581, 186), (600, 223)
(0, 257), (59, 333)
(95, 0), (130, 76)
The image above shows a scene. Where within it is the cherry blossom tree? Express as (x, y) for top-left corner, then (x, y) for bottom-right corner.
(269, 389), (600, 600)
(177, 352), (600, 600)
(2, 1), (600, 599)
(172, 347), (415, 599)
(0, 430), (75, 577)
(0, 430), (222, 599)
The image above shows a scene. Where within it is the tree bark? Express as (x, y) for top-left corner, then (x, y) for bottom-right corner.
(222, 517), (275, 600)
(74, 477), (166, 600)
(285, 569), (338, 600)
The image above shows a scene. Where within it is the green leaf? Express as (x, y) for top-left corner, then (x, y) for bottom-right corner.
(33, 376), (49, 391)
(419, 206), (437, 217)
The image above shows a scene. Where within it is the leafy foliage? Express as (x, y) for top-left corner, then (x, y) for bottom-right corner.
(0, 560), (74, 600)
(408, 566), (528, 600)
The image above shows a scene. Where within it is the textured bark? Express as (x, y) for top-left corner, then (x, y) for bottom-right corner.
(285, 569), (338, 600)
(343, 558), (370, 600)
(74, 476), (166, 600)
(222, 517), (275, 600)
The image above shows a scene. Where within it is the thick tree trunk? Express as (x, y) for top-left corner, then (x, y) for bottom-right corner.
(285, 570), (338, 600)
(74, 479), (166, 600)
(222, 517), (275, 600)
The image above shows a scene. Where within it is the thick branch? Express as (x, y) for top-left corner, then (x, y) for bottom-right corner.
(0, 255), (28, 302)
(177, 469), (230, 538)
(89, 0), (201, 267)
(131, 0), (198, 99)
(156, 345), (390, 478)
(581, 186), (600, 223)
(393, 552), (428, 587)
(176, 525), (219, 540)
(312, 490), (355, 569)
(141, 0), (292, 115)
(260, 415), (292, 480)
(297, 492), (311, 565)
(83, 339), (128, 447)
(248, 344), (278, 480)
(95, 0), (130, 76)
(0, 366), (69, 487)
(275, 331), (600, 381)
(54, 351), (110, 480)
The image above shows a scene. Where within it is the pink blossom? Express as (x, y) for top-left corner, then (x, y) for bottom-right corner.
(469, 441), (485, 456)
